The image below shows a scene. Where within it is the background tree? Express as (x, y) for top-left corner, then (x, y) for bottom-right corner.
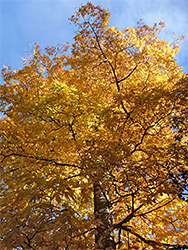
(0, 3), (187, 250)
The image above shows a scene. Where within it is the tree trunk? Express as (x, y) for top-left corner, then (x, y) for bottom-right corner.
(94, 182), (115, 250)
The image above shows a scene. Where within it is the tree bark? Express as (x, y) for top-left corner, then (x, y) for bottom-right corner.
(94, 182), (115, 250)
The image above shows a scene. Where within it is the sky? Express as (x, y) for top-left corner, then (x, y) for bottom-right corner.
(0, 0), (188, 75)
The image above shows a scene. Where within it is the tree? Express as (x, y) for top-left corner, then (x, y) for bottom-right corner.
(0, 3), (188, 250)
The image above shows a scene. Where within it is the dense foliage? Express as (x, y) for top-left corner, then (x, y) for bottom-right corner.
(0, 3), (187, 250)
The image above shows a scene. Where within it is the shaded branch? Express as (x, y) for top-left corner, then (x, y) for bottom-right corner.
(136, 195), (177, 217)
(0, 152), (81, 169)
(113, 204), (144, 228)
(131, 108), (175, 154)
(88, 21), (136, 117)
(113, 225), (188, 249)
(21, 232), (33, 249)
(117, 65), (138, 84)
(69, 117), (77, 141)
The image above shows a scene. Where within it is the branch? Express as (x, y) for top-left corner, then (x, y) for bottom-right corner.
(131, 108), (175, 154)
(88, 21), (134, 117)
(69, 117), (77, 141)
(63, 173), (81, 180)
(131, 123), (152, 154)
(113, 204), (144, 228)
(113, 225), (188, 249)
(88, 22), (120, 89)
(136, 195), (177, 217)
(21, 232), (33, 249)
(117, 65), (138, 84)
(30, 226), (43, 241)
(0, 153), (81, 169)
(113, 184), (139, 198)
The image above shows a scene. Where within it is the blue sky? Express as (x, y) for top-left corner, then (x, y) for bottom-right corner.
(1, 0), (188, 74)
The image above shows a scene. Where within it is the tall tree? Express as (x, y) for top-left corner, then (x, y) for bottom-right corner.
(0, 3), (187, 250)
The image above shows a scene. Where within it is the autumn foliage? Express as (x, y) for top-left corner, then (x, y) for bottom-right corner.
(0, 3), (188, 250)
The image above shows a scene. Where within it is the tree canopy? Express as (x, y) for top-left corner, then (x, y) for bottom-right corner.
(0, 3), (188, 250)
